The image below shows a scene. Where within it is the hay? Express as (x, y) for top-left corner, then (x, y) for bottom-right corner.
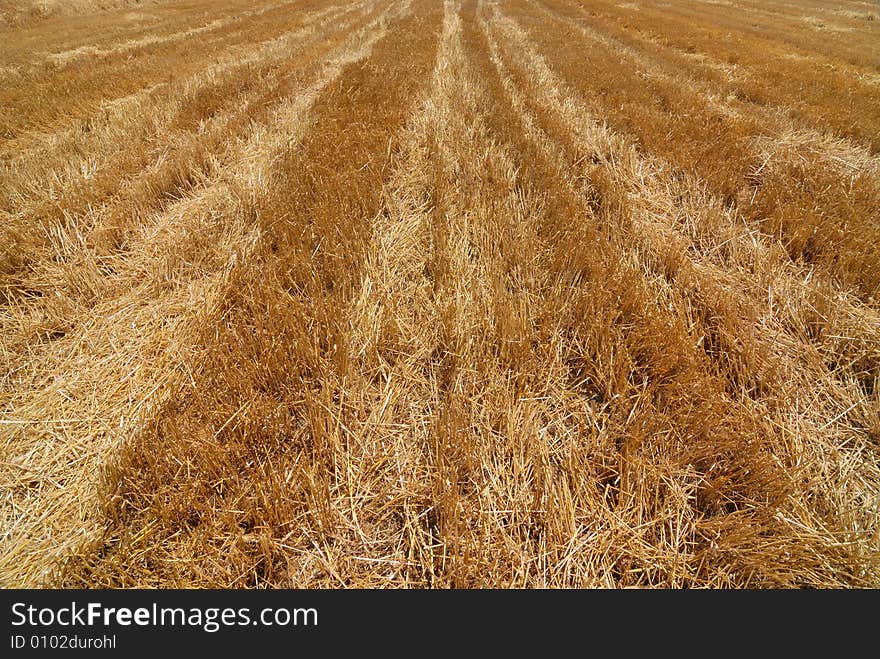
(2, 0), (878, 588)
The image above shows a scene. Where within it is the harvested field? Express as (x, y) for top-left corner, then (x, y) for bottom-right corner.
(1, 0), (878, 588)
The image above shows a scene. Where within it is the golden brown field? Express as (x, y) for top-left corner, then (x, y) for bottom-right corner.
(1, 0), (879, 588)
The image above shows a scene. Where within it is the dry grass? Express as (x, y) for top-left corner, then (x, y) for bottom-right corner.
(0, 0), (168, 28)
(1, 0), (878, 588)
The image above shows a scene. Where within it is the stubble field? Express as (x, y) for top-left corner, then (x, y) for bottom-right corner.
(1, 0), (879, 588)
